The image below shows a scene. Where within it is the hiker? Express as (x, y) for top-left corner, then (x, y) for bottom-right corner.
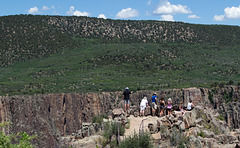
(166, 98), (172, 115)
(140, 96), (148, 116)
(186, 100), (194, 111)
(159, 97), (165, 117)
(151, 93), (157, 116)
(122, 87), (132, 112)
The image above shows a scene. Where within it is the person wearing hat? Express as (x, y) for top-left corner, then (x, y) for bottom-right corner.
(140, 96), (148, 116)
(151, 93), (157, 116)
(166, 98), (172, 115)
(122, 87), (132, 112)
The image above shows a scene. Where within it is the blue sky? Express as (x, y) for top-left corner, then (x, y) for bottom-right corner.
(1, 0), (240, 26)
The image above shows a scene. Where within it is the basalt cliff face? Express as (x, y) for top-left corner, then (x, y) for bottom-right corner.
(0, 86), (239, 147)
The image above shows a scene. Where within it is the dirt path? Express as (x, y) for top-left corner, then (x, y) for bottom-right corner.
(124, 115), (160, 137)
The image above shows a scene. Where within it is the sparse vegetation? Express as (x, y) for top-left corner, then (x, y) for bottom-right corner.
(92, 114), (108, 125)
(217, 114), (224, 121)
(99, 121), (125, 147)
(170, 127), (189, 148)
(198, 131), (206, 138)
(118, 132), (153, 148)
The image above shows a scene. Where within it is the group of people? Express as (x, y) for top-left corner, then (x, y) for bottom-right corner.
(122, 87), (195, 117)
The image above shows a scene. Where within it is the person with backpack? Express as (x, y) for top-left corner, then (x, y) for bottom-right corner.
(122, 87), (132, 112)
(151, 93), (157, 116)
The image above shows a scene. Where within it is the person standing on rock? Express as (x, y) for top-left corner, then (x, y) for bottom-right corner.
(122, 87), (132, 112)
(140, 96), (148, 116)
(159, 97), (165, 117)
(166, 98), (172, 115)
(151, 93), (157, 116)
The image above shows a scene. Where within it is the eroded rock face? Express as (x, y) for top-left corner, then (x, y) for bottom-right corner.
(0, 92), (121, 148)
(0, 86), (239, 147)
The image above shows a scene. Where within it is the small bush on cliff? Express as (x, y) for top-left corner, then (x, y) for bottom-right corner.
(99, 121), (125, 147)
(198, 131), (206, 138)
(0, 122), (36, 148)
(118, 132), (153, 148)
(217, 114), (224, 121)
(208, 91), (214, 104)
(170, 127), (189, 148)
(92, 114), (108, 125)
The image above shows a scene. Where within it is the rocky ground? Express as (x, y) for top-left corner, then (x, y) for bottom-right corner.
(61, 105), (240, 148)
(1, 86), (239, 147)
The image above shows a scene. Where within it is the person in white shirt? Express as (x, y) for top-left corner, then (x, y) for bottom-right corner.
(140, 96), (148, 116)
(187, 100), (194, 111)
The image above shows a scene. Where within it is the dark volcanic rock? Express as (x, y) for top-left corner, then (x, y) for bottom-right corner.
(0, 86), (239, 147)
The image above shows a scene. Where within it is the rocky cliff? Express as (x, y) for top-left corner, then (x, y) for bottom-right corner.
(0, 87), (239, 147)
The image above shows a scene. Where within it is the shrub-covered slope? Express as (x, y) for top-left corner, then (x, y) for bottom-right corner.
(1, 15), (240, 67)
(1, 39), (239, 95)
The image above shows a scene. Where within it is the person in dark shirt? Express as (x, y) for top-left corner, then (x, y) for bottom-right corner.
(122, 87), (132, 112)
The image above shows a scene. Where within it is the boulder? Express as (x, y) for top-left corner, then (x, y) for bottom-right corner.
(112, 108), (124, 118)
(183, 109), (197, 129)
(202, 130), (215, 138)
(202, 138), (217, 148)
(189, 135), (203, 148)
(195, 118), (204, 126)
(129, 105), (138, 115)
(133, 111), (139, 117)
(148, 123), (157, 134)
(185, 127), (200, 137)
(216, 134), (238, 144)
(144, 106), (151, 116)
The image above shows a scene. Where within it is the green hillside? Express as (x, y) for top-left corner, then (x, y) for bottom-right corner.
(1, 15), (240, 67)
(1, 15), (240, 95)
(1, 38), (240, 95)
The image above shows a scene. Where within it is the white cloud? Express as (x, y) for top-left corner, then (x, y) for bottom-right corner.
(73, 11), (89, 16)
(42, 6), (49, 11)
(98, 14), (106, 19)
(188, 14), (200, 19)
(116, 8), (139, 19)
(213, 15), (225, 21)
(153, 1), (191, 14)
(67, 6), (75, 15)
(224, 5), (240, 19)
(67, 6), (89, 16)
(51, 6), (55, 9)
(213, 5), (240, 21)
(28, 6), (39, 14)
(161, 14), (174, 21)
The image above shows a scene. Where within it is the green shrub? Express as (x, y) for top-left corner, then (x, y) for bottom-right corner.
(92, 114), (108, 125)
(217, 115), (224, 121)
(198, 131), (206, 138)
(170, 127), (189, 148)
(208, 91), (214, 104)
(228, 80), (234, 85)
(100, 121), (125, 147)
(118, 132), (153, 148)
(0, 122), (36, 148)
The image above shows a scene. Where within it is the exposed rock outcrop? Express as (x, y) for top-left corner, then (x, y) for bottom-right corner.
(0, 86), (239, 147)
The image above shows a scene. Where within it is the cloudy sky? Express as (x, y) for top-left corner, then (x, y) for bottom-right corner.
(1, 0), (240, 26)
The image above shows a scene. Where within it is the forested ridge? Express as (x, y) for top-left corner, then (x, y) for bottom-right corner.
(1, 15), (240, 67)
(1, 15), (240, 95)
